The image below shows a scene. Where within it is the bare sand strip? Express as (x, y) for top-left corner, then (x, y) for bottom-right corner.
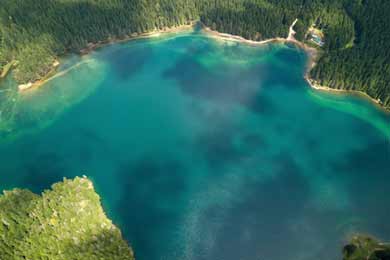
(287, 18), (298, 41)
(18, 23), (195, 92)
(202, 21), (388, 112)
(202, 26), (285, 46)
(14, 20), (389, 112)
(79, 23), (195, 55)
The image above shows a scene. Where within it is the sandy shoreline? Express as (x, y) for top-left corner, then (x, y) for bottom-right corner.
(79, 23), (195, 55)
(14, 21), (389, 112)
(202, 24), (389, 112)
(304, 77), (389, 110)
(17, 23), (195, 92)
(202, 26), (286, 46)
(201, 22), (318, 66)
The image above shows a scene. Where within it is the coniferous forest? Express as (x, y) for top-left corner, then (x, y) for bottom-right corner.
(0, 177), (134, 260)
(0, 0), (389, 108)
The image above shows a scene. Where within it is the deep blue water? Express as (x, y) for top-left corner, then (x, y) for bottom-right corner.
(0, 30), (390, 260)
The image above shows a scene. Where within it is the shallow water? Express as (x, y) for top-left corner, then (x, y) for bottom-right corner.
(1, 31), (390, 260)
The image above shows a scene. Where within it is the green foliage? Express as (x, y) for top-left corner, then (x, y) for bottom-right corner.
(198, 0), (302, 40)
(0, 60), (16, 78)
(310, 0), (390, 108)
(13, 35), (57, 82)
(0, 177), (134, 260)
(343, 236), (390, 260)
(0, 0), (198, 83)
(0, 0), (389, 107)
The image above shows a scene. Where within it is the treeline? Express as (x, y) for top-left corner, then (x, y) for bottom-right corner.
(1, 0), (389, 107)
(197, 0), (303, 40)
(0, 0), (198, 82)
(310, 0), (390, 107)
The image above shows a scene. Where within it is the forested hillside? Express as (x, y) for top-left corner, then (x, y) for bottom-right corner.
(0, 177), (134, 260)
(0, 0), (389, 108)
(0, 0), (198, 82)
(310, 0), (390, 107)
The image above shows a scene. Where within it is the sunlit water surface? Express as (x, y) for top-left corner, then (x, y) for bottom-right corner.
(1, 30), (390, 260)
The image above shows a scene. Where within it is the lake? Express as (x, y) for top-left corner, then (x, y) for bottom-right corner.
(0, 30), (389, 260)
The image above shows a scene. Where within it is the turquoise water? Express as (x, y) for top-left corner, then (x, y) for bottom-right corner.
(1, 30), (390, 260)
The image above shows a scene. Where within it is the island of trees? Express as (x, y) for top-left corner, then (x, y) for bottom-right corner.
(0, 0), (389, 108)
(0, 177), (134, 260)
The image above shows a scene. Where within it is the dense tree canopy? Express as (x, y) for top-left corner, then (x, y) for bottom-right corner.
(0, 177), (134, 260)
(0, 0), (389, 107)
(309, 0), (390, 107)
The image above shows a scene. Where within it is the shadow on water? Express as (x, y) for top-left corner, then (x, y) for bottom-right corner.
(114, 157), (188, 260)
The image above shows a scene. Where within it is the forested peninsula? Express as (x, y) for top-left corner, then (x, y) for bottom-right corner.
(0, 177), (134, 260)
(0, 0), (389, 108)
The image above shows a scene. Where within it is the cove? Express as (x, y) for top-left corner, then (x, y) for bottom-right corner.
(0, 30), (390, 260)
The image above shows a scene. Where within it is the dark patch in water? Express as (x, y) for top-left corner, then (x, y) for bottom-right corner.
(22, 152), (69, 192)
(114, 157), (187, 260)
(193, 107), (268, 170)
(274, 46), (306, 67)
(163, 57), (277, 116)
(75, 128), (112, 162)
(334, 141), (389, 180)
(192, 109), (260, 170)
(244, 93), (276, 115)
(241, 133), (266, 149)
(194, 155), (312, 260)
(196, 128), (242, 169)
(102, 45), (151, 80)
(332, 141), (390, 236)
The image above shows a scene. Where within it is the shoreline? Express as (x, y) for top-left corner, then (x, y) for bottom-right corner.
(302, 40), (388, 113)
(202, 26), (287, 46)
(79, 22), (195, 55)
(201, 24), (389, 113)
(304, 77), (389, 112)
(17, 23), (195, 92)
(18, 60), (60, 91)
(13, 21), (389, 113)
